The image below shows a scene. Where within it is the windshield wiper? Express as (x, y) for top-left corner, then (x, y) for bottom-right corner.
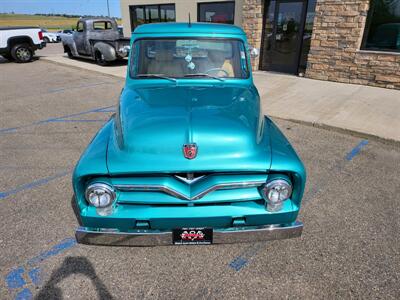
(184, 73), (225, 81)
(135, 74), (176, 82)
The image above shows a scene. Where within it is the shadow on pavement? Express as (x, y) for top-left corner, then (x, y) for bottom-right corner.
(0, 56), (40, 64)
(35, 256), (113, 299)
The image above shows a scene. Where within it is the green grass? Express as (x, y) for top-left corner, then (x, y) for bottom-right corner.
(0, 14), (121, 31)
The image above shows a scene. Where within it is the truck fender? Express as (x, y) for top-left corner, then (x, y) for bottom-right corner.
(62, 36), (78, 56)
(7, 36), (34, 49)
(93, 42), (116, 61)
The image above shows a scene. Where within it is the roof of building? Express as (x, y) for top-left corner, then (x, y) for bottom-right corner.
(133, 22), (246, 36)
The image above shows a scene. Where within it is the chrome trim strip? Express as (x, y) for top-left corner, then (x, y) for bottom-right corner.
(75, 221), (303, 246)
(114, 180), (265, 200)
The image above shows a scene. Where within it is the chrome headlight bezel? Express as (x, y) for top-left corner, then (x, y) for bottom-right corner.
(85, 183), (116, 208)
(260, 179), (292, 212)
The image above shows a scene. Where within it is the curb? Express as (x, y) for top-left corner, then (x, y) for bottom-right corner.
(270, 116), (400, 147)
(40, 56), (125, 79)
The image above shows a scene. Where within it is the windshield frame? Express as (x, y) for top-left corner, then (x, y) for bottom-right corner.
(129, 37), (250, 80)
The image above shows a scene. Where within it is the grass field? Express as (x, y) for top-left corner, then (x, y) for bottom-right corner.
(0, 14), (121, 31)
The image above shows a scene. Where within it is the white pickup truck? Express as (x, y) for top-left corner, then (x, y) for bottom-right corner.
(0, 27), (46, 63)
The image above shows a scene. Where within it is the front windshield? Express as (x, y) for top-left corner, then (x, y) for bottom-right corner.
(130, 38), (249, 79)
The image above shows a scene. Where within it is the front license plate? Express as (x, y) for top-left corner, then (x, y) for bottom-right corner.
(172, 228), (213, 245)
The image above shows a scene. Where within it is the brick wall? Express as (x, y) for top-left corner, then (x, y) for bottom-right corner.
(242, 0), (264, 69)
(306, 0), (400, 89)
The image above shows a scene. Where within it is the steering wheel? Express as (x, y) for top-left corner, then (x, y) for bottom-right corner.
(205, 68), (229, 77)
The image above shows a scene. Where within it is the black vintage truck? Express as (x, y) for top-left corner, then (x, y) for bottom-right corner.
(62, 17), (130, 66)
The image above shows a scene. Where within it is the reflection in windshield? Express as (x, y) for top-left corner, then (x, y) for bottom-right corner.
(130, 38), (249, 79)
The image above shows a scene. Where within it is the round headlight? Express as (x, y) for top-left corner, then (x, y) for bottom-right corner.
(260, 179), (292, 211)
(85, 183), (116, 208)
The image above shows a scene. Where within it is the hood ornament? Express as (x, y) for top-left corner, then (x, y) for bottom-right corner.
(183, 143), (198, 160)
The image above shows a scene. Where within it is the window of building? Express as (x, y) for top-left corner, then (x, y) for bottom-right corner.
(130, 4), (176, 30)
(298, 0), (317, 73)
(362, 0), (400, 52)
(198, 1), (235, 24)
(93, 21), (113, 30)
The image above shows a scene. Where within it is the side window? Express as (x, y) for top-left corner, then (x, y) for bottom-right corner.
(129, 4), (176, 31)
(77, 22), (84, 32)
(361, 0), (400, 52)
(93, 21), (113, 30)
(198, 1), (235, 24)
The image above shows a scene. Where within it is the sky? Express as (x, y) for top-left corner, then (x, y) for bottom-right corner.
(0, 0), (122, 18)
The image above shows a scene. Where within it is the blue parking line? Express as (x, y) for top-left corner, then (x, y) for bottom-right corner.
(14, 288), (32, 300)
(346, 140), (369, 160)
(5, 238), (77, 299)
(47, 119), (108, 123)
(38, 105), (114, 124)
(229, 257), (248, 271)
(0, 170), (70, 200)
(5, 267), (26, 289)
(27, 269), (41, 286)
(0, 127), (18, 133)
(0, 105), (114, 135)
(48, 82), (116, 94)
(27, 238), (77, 266)
(228, 243), (264, 272)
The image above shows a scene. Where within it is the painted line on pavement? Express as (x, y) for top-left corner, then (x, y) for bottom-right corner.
(0, 170), (70, 200)
(5, 238), (77, 300)
(48, 81), (116, 94)
(46, 119), (108, 123)
(0, 105), (114, 135)
(228, 139), (369, 272)
(346, 140), (369, 161)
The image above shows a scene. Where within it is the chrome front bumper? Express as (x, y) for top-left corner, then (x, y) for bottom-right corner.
(75, 221), (303, 246)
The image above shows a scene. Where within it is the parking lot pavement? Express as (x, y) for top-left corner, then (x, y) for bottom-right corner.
(39, 43), (128, 78)
(1, 59), (399, 299)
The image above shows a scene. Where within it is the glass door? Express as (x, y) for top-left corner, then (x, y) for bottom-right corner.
(260, 0), (307, 74)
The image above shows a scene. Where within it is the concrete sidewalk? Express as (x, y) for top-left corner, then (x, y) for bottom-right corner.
(42, 54), (400, 143)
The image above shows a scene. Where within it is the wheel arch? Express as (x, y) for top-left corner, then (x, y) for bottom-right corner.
(7, 36), (34, 49)
(93, 42), (116, 61)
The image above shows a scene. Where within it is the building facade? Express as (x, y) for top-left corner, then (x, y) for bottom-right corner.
(120, 0), (400, 89)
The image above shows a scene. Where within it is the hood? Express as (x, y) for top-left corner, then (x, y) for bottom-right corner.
(107, 83), (271, 174)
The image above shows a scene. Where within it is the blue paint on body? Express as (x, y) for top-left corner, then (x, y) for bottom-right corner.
(5, 267), (26, 289)
(14, 288), (33, 300)
(0, 170), (70, 200)
(346, 140), (369, 160)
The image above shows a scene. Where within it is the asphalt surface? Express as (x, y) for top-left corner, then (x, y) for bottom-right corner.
(0, 56), (400, 299)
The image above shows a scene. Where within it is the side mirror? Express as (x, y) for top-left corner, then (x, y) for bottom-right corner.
(250, 47), (259, 58)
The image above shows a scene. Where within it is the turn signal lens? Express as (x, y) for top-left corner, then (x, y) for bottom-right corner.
(85, 183), (116, 208)
(260, 179), (292, 212)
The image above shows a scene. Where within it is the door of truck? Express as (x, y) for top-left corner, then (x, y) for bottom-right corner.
(74, 21), (88, 55)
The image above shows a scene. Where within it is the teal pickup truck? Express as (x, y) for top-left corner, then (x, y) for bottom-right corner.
(73, 23), (306, 246)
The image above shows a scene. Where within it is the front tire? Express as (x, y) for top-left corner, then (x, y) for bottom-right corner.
(11, 44), (33, 63)
(65, 46), (73, 58)
(43, 37), (50, 43)
(95, 51), (109, 66)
